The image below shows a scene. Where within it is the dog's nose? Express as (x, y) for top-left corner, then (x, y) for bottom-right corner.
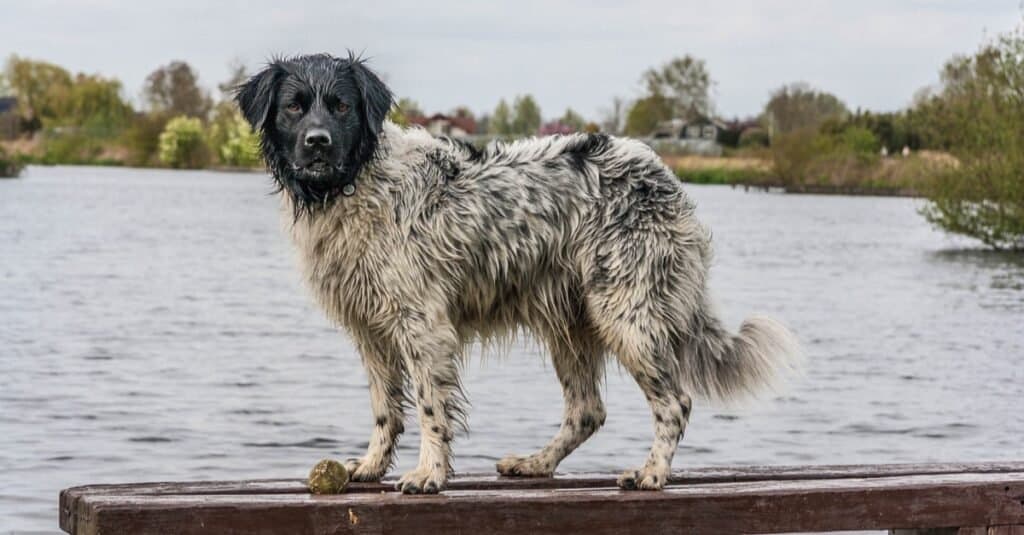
(304, 128), (332, 147)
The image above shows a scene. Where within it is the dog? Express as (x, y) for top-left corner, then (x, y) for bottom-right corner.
(236, 53), (799, 494)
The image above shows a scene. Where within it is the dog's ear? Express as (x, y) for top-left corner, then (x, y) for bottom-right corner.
(349, 57), (393, 138)
(235, 63), (285, 132)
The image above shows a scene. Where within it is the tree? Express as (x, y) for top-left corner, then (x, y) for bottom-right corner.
(490, 99), (512, 135)
(511, 94), (541, 136)
(624, 95), (672, 136)
(641, 55), (714, 120)
(3, 56), (73, 127)
(143, 61), (211, 119)
(389, 97), (422, 126)
(122, 112), (170, 167)
(158, 115), (209, 168)
(60, 74), (133, 134)
(600, 96), (627, 134)
(560, 108), (586, 131)
(919, 20), (1024, 250)
(763, 83), (848, 137)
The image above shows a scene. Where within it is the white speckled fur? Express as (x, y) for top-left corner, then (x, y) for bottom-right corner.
(287, 122), (800, 492)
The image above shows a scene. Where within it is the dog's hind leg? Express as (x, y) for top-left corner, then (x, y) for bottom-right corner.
(496, 331), (606, 477)
(344, 330), (407, 482)
(585, 240), (695, 490)
(611, 334), (691, 491)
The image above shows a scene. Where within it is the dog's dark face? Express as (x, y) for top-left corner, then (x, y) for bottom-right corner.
(236, 54), (393, 212)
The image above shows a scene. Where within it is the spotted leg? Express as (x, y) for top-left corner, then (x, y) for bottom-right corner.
(391, 308), (465, 495)
(343, 330), (406, 482)
(497, 332), (606, 477)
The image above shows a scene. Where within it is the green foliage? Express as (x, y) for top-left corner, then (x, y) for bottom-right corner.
(144, 61), (211, 119)
(36, 131), (108, 165)
(918, 20), (1024, 250)
(511, 94), (541, 135)
(158, 116), (209, 168)
(207, 102), (260, 167)
(3, 55), (73, 128)
(121, 112), (169, 167)
(770, 126), (881, 187)
(489, 99), (512, 135)
(763, 83), (848, 136)
(560, 108), (586, 131)
(674, 166), (768, 185)
(624, 95), (672, 136)
(641, 55), (713, 120)
(59, 74), (133, 135)
(218, 116), (260, 167)
(389, 97), (422, 126)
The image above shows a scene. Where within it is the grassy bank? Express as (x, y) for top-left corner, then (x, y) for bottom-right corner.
(663, 150), (957, 197)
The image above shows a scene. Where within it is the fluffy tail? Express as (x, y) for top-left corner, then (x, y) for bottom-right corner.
(678, 311), (802, 402)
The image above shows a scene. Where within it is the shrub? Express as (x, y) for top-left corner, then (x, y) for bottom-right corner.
(770, 126), (881, 187)
(217, 113), (261, 167)
(0, 145), (25, 177)
(122, 112), (170, 167)
(917, 19), (1024, 250)
(738, 128), (770, 148)
(158, 115), (209, 168)
(207, 104), (261, 168)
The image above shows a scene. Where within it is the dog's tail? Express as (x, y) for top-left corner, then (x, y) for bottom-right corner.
(678, 306), (801, 402)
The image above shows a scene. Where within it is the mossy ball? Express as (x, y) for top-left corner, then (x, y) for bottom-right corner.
(307, 459), (350, 494)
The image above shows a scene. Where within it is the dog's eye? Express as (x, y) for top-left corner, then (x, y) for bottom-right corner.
(286, 102), (302, 113)
(337, 102), (350, 114)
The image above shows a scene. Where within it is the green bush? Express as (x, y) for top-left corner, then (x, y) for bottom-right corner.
(770, 126), (881, 187)
(208, 105), (261, 168)
(122, 112), (169, 167)
(918, 19), (1024, 250)
(0, 145), (25, 177)
(922, 154), (1024, 250)
(158, 115), (209, 168)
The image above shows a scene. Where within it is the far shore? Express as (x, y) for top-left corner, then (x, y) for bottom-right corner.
(6, 155), (929, 197)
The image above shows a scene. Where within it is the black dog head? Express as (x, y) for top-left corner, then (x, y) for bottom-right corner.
(236, 53), (393, 213)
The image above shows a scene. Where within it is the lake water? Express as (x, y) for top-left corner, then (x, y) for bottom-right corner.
(1, 165), (1022, 534)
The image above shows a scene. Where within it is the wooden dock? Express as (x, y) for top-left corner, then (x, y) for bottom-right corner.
(60, 462), (1024, 534)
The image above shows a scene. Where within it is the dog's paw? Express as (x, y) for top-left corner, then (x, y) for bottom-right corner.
(343, 457), (387, 482)
(616, 466), (668, 491)
(496, 454), (556, 477)
(395, 467), (446, 495)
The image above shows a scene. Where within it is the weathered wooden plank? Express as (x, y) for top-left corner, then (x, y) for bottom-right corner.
(58, 461), (1024, 532)
(65, 471), (1024, 535)
(987, 526), (1024, 535)
(62, 461), (1024, 497)
(892, 524), (962, 528)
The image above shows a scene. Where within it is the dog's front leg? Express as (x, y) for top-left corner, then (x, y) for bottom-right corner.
(391, 309), (463, 495)
(345, 330), (406, 482)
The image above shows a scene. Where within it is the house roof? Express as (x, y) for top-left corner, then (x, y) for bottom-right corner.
(410, 112), (477, 134)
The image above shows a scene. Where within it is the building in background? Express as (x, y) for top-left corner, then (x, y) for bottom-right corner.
(409, 113), (478, 139)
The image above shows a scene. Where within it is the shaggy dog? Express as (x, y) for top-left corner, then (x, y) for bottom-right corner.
(236, 53), (799, 494)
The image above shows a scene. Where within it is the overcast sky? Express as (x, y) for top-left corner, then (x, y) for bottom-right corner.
(2, 1), (1020, 121)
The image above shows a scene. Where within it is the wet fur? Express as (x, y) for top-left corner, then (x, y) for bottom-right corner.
(237, 54), (800, 494)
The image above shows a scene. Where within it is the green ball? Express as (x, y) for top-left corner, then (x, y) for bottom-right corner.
(307, 459), (350, 494)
